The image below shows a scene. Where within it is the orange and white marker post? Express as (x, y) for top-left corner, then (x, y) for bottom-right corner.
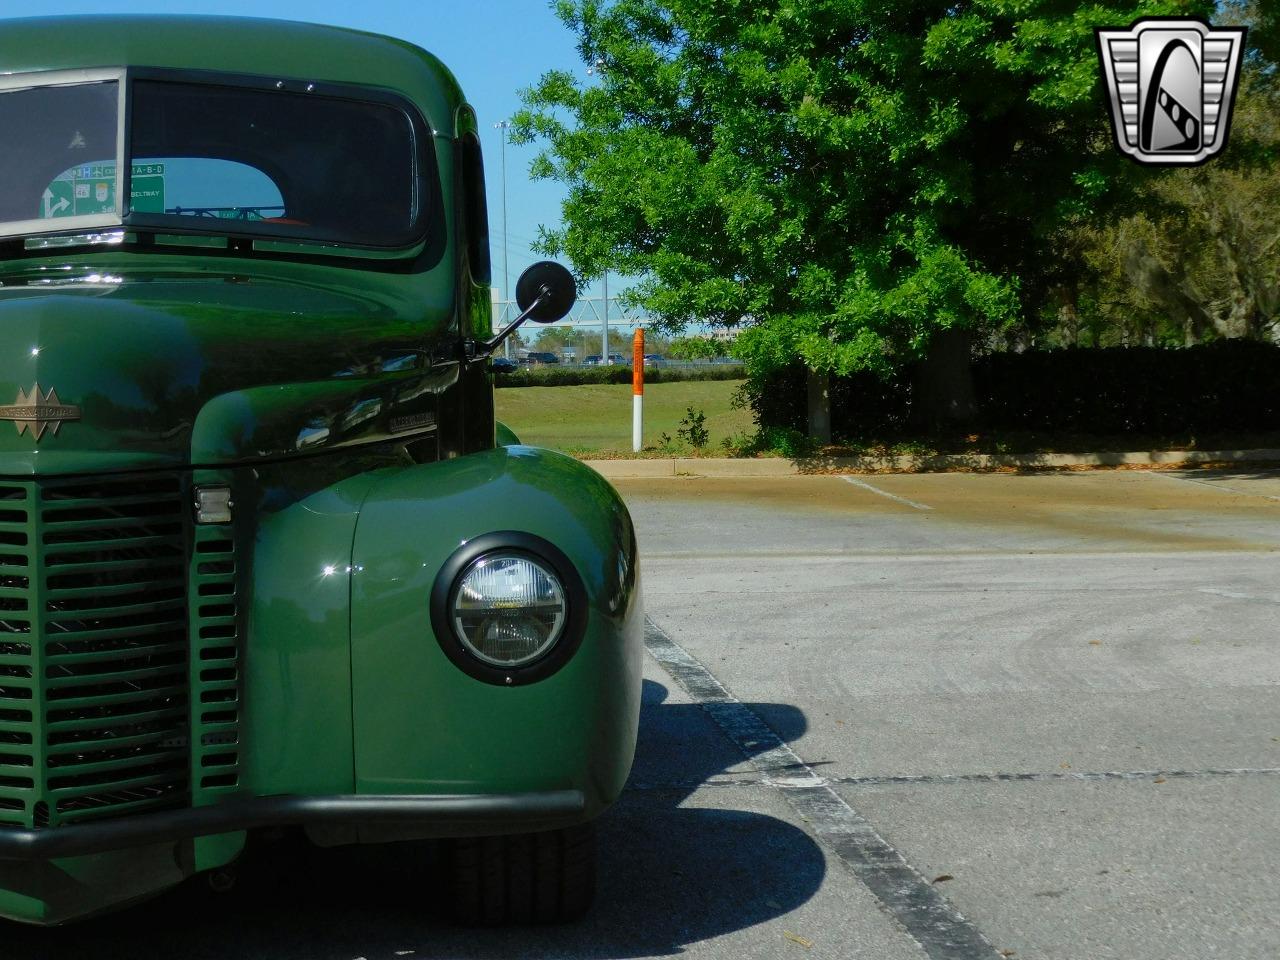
(632, 328), (645, 453)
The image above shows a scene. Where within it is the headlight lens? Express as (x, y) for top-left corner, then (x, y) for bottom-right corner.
(451, 553), (567, 667)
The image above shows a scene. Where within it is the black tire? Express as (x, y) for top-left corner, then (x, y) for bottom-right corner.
(443, 822), (596, 925)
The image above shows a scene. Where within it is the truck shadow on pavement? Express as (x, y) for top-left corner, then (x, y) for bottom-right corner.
(4, 680), (824, 958)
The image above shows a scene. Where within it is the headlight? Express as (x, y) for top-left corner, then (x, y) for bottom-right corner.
(452, 553), (566, 667)
(430, 533), (588, 686)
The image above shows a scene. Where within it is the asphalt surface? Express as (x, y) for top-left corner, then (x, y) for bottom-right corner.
(7, 469), (1278, 958)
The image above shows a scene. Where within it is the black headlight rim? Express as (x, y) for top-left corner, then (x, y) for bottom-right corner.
(429, 531), (589, 686)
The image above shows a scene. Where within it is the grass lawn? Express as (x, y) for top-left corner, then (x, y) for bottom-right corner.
(495, 379), (753, 455)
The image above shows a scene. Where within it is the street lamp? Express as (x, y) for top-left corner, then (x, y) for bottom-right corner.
(585, 60), (610, 363)
(494, 120), (512, 358)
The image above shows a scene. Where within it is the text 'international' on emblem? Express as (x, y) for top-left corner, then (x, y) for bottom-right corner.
(0, 385), (82, 441)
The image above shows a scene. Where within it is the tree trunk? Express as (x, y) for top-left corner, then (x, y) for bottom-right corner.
(911, 328), (978, 432)
(806, 369), (832, 445)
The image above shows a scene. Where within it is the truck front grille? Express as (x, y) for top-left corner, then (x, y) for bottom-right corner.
(0, 474), (190, 829)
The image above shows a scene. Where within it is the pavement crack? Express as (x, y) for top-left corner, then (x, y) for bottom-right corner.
(831, 768), (1280, 787)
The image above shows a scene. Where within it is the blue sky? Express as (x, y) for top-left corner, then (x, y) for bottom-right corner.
(7, 1), (621, 317)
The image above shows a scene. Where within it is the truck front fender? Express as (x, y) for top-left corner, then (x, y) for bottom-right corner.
(349, 446), (642, 820)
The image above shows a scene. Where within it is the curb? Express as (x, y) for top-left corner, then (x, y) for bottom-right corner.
(583, 448), (1280, 479)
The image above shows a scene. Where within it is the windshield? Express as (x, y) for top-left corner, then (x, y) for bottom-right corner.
(0, 74), (427, 249)
(0, 79), (123, 232)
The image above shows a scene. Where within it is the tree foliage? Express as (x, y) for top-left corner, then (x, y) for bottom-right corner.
(514, 0), (1212, 385)
(531, 325), (672, 357)
(668, 335), (727, 360)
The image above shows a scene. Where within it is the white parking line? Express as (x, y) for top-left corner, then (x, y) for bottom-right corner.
(840, 475), (933, 510)
(1147, 470), (1280, 501)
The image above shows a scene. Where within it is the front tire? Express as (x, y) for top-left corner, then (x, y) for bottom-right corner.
(444, 822), (596, 925)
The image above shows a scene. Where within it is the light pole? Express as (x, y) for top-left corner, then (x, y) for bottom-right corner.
(585, 59), (611, 364)
(493, 120), (511, 358)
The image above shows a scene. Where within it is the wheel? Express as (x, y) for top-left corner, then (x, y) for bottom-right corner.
(443, 821), (596, 925)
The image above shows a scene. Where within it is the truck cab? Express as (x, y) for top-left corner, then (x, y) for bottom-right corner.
(0, 14), (642, 926)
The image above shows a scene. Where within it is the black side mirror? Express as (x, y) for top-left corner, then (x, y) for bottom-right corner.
(515, 261), (577, 323)
(477, 261), (577, 357)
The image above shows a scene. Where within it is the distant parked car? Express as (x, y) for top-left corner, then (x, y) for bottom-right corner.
(643, 354), (666, 366)
(582, 355), (602, 366)
(520, 351), (560, 365)
(491, 356), (518, 374)
(605, 353), (629, 366)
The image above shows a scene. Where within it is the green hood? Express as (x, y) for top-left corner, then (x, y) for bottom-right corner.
(0, 270), (456, 475)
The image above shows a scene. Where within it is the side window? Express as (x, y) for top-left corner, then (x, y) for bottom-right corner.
(461, 133), (491, 284)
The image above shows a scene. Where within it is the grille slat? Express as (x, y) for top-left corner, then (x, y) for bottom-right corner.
(50, 767), (186, 800)
(44, 557), (184, 579)
(47, 729), (182, 757)
(55, 786), (187, 823)
(47, 704), (188, 734)
(47, 750), (186, 782)
(44, 534), (183, 557)
(47, 579), (187, 602)
(44, 681), (188, 711)
(46, 661), (187, 689)
(46, 640), (188, 667)
(46, 594), (186, 620)
(41, 491), (183, 511)
(43, 620), (185, 645)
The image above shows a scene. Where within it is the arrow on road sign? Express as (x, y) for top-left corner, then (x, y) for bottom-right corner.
(42, 189), (70, 218)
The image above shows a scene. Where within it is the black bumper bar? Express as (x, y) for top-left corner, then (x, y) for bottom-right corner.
(0, 791), (586, 860)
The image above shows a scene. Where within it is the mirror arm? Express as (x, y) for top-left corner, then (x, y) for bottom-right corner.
(470, 286), (551, 359)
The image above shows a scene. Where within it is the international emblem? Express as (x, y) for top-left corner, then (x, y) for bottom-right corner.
(1096, 18), (1247, 166)
(0, 384), (82, 441)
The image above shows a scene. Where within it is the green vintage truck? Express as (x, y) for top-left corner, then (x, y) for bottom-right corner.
(0, 14), (643, 925)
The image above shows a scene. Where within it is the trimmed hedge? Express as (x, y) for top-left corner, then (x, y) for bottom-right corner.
(749, 340), (1280, 437)
(495, 365), (746, 388)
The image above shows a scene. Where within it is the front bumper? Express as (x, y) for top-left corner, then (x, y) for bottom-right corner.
(0, 790), (586, 861)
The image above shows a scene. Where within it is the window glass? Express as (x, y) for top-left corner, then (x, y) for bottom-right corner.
(131, 80), (419, 246)
(129, 158), (285, 221)
(0, 81), (119, 229)
(461, 133), (491, 283)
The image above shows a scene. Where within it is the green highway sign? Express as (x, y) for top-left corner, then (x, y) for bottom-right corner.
(41, 162), (166, 218)
(129, 175), (165, 214)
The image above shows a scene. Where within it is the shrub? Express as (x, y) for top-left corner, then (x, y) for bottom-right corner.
(747, 340), (1280, 440)
(677, 407), (710, 449)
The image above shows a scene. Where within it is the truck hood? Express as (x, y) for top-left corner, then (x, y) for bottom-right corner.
(0, 272), (456, 475)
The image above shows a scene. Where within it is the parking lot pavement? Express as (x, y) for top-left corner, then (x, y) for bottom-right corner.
(622, 469), (1280, 960)
(10, 470), (1274, 959)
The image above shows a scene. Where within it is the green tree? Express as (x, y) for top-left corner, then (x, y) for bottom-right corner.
(668, 335), (725, 361)
(515, 0), (1209, 438)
